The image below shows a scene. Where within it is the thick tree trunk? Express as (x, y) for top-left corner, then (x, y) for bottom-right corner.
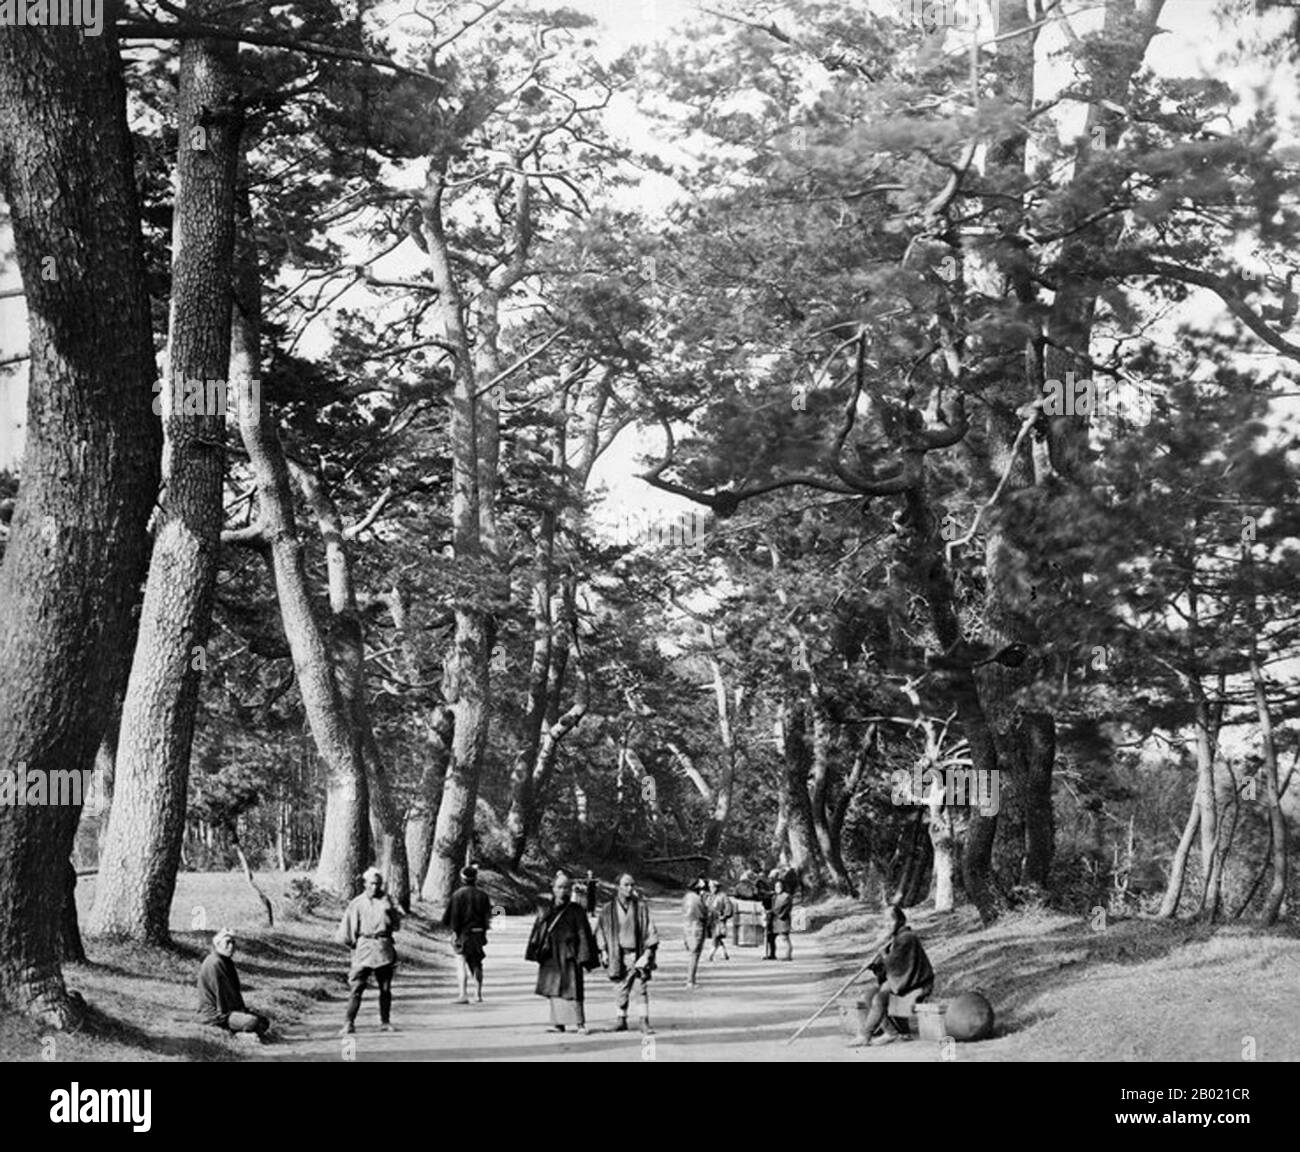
(899, 486), (1002, 922)
(91, 15), (240, 943)
(424, 608), (489, 911)
(0, 23), (161, 1024)
(229, 200), (369, 899)
(404, 705), (454, 895)
(809, 706), (851, 893)
(775, 699), (825, 898)
(829, 736), (870, 872)
(417, 167), (508, 915)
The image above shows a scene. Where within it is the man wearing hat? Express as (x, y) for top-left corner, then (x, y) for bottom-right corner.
(444, 863), (493, 1003)
(197, 928), (271, 1040)
(682, 877), (710, 989)
(336, 866), (402, 1035)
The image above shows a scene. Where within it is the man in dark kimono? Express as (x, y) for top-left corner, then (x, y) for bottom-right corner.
(525, 870), (599, 1034)
(595, 872), (659, 1033)
(849, 903), (935, 1047)
(445, 864), (493, 1004)
(197, 928), (270, 1040)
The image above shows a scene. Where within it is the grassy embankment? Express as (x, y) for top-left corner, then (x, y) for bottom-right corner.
(807, 896), (1300, 1060)
(0, 871), (450, 1063)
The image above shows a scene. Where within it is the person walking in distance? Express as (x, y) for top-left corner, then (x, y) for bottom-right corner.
(706, 879), (734, 962)
(595, 872), (660, 1034)
(336, 866), (401, 1035)
(682, 878), (709, 988)
(770, 876), (794, 961)
(445, 863), (492, 1003)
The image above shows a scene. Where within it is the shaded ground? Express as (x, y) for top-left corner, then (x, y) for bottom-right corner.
(818, 904), (1300, 1062)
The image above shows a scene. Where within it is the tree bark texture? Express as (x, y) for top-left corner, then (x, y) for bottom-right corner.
(0, 22), (162, 1023)
(92, 11), (240, 942)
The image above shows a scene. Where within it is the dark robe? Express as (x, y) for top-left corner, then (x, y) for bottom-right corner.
(874, 926), (935, 996)
(525, 899), (598, 1003)
(445, 883), (492, 964)
(770, 890), (793, 933)
(197, 951), (247, 1027)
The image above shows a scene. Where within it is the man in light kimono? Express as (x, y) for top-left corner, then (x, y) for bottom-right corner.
(525, 870), (599, 1034)
(336, 866), (402, 1036)
(595, 872), (659, 1033)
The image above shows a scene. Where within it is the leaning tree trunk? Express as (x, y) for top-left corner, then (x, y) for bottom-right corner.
(229, 195), (369, 899)
(91, 15), (240, 943)
(1249, 645), (1288, 925)
(0, 22), (161, 1025)
(404, 706), (454, 894)
(291, 462), (410, 908)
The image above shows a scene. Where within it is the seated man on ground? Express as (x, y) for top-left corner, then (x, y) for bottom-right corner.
(197, 928), (271, 1040)
(849, 904), (934, 1048)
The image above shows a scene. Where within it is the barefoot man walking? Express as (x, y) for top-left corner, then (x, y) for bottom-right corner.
(445, 864), (492, 1003)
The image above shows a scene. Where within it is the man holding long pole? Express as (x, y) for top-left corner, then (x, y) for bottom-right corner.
(786, 903), (934, 1047)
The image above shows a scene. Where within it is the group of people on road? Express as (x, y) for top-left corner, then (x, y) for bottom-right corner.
(682, 876), (737, 985)
(525, 869), (662, 1034)
(736, 867), (797, 961)
(199, 862), (931, 1046)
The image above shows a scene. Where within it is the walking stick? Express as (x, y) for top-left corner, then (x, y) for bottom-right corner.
(785, 929), (893, 1046)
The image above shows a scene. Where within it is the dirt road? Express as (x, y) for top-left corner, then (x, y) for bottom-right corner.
(260, 897), (948, 1063)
